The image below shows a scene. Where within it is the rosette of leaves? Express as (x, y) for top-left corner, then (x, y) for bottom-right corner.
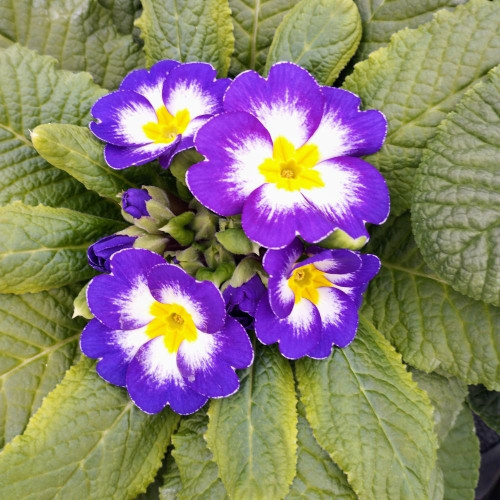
(0, 0), (499, 499)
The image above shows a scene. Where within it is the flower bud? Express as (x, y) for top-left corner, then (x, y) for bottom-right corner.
(87, 234), (137, 273)
(317, 228), (367, 250)
(121, 188), (151, 219)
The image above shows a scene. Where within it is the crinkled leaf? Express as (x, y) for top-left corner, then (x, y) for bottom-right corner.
(0, 44), (119, 219)
(353, 0), (467, 61)
(98, 0), (142, 34)
(159, 453), (183, 500)
(411, 369), (467, 442)
(136, 0), (234, 76)
(296, 316), (437, 500)
(265, 0), (361, 85)
(437, 405), (480, 500)
(0, 203), (125, 294)
(343, 0), (500, 215)
(228, 0), (297, 74)
(172, 411), (227, 500)
(412, 65), (500, 307)
(287, 401), (356, 500)
(0, 285), (83, 448)
(32, 124), (160, 200)
(205, 344), (297, 499)
(363, 213), (500, 390)
(468, 385), (500, 434)
(0, 0), (144, 88)
(0, 357), (180, 499)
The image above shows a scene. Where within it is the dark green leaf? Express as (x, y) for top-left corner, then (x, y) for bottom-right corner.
(468, 385), (500, 434)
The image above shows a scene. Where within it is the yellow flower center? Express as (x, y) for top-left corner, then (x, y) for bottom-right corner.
(258, 136), (324, 191)
(288, 264), (333, 305)
(143, 106), (190, 144)
(146, 301), (197, 353)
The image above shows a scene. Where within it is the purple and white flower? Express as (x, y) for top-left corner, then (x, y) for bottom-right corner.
(187, 62), (390, 249)
(255, 239), (380, 359)
(81, 248), (253, 415)
(90, 60), (229, 170)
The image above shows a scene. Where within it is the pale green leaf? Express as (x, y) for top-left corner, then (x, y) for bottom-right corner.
(136, 0), (234, 76)
(296, 316), (437, 500)
(73, 282), (93, 320)
(265, 0), (361, 85)
(0, 44), (120, 219)
(343, 0), (500, 215)
(437, 406), (480, 500)
(0, 285), (83, 448)
(228, 0), (298, 74)
(0, 357), (180, 499)
(468, 385), (500, 434)
(98, 0), (142, 34)
(413, 65), (500, 307)
(411, 369), (467, 442)
(0, 203), (125, 294)
(32, 124), (161, 200)
(205, 344), (297, 499)
(353, 0), (467, 61)
(363, 213), (500, 390)
(172, 411), (227, 500)
(0, 0), (144, 89)
(286, 402), (356, 500)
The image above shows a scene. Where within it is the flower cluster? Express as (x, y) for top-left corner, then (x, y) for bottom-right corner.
(82, 60), (389, 414)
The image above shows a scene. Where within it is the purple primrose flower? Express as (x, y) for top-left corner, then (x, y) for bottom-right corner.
(90, 60), (229, 169)
(255, 239), (380, 359)
(122, 188), (152, 219)
(81, 248), (254, 415)
(87, 234), (137, 273)
(187, 62), (390, 249)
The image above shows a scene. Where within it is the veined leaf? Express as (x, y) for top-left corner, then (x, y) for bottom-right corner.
(159, 454), (183, 500)
(0, 44), (119, 219)
(32, 124), (160, 200)
(98, 0), (142, 34)
(363, 213), (500, 390)
(468, 385), (500, 434)
(0, 357), (180, 499)
(265, 0), (361, 85)
(353, 0), (467, 61)
(437, 406), (480, 500)
(136, 0), (234, 76)
(413, 65), (500, 307)
(0, 285), (83, 448)
(411, 370), (467, 443)
(0, 0), (144, 89)
(172, 411), (227, 500)
(296, 316), (437, 500)
(205, 344), (297, 499)
(228, 0), (298, 75)
(343, 0), (500, 215)
(287, 401), (356, 499)
(0, 203), (125, 294)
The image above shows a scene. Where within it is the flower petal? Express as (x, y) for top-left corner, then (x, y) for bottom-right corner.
(307, 87), (387, 161)
(187, 112), (272, 215)
(127, 336), (207, 415)
(147, 263), (226, 334)
(224, 62), (323, 148)
(90, 90), (158, 147)
(216, 316), (254, 369)
(104, 140), (178, 169)
(300, 248), (362, 276)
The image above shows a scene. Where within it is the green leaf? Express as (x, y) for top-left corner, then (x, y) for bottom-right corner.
(0, 44), (120, 219)
(0, 285), (83, 448)
(437, 406), (480, 500)
(228, 0), (297, 74)
(353, 0), (468, 61)
(0, 203), (125, 294)
(172, 411), (228, 500)
(0, 357), (180, 499)
(159, 453), (183, 500)
(411, 370), (467, 442)
(412, 65), (500, 307)
(296, 316), (437, 500)
(0, 0), (144, 89)
(73, 282), (93, 320)
(343, 0), (500, 215)
(205, 344), (297, 499)
(216, 228), (256, 255)
(32, 124), (160, 200)
(265, 0), (361, 85)
(468, 385), (500, 434)
(287, 402), (356, 500)
(363, 213), (500, 390)
(98, 0), (142, 34)
(136, 0), (234, 76)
